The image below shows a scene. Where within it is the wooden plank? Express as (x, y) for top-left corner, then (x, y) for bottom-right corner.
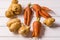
(0, 0), (60, 40)
(0, 17), (60, 37)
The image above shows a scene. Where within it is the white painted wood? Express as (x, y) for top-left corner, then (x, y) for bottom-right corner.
(0, 0), (60, 40)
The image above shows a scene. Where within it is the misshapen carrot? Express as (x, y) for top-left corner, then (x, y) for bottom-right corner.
(27, 7), (32, 26)
(32, 4), (52, 19)
(32, 4), (41, 18)
(24, 4), (32, 26)
(39, 11), (48, 19)
(41, 10), (51, 18)
(32, 4), (41, 11)
(32, 21), (41, 37)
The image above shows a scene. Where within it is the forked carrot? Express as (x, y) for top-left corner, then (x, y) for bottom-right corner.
(24, 4), (32, 26)
(39, 11), (48, 19)
(32, 4), (41, 11)
(27, 8), (32, 26)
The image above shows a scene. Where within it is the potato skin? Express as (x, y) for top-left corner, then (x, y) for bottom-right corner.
(18, 24), (30, 36)
(5, 10), (14, 18)
(7, 18), (20, 27)
(7, 18), (21, 32)
(5, 0), (22, 18)
(11, 4), (22, 15)
(43, 18), (55, 26)
(9, 22), (21, 32)
(11, 0), (18, 4)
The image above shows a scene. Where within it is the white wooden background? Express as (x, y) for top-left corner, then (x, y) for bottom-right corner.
(0, 0), (60, 40)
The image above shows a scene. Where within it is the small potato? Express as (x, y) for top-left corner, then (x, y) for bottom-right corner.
(11, 0), (18, 4)
(9, 22), (21, 32)
(11, 4), (22, 13)
(7, 18), (20, 27)
(43, 18), (55, 26)
(5, 10), (14, 18)
(18, 24), (30, 36)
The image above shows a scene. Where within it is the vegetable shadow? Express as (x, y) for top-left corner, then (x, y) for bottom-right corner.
(49, 23), (60, 28)
(39, 24), (45, 38)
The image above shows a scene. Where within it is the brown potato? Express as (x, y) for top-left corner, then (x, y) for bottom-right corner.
(5, 0), (22, 18)
(18, 24), (30, 36)
(11, 0), (18, 4)
(7, 18), (21, 32)
(7, 18), (20, 27)
(9, 22), (21, 32)
(43, 18), (55, 26)
(5, 10), (14, 18)
(11, 4), (22, 13)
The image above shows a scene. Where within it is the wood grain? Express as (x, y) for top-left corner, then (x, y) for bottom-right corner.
(0, 0), (60, 40)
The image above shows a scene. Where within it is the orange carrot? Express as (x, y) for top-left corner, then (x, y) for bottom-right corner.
(32, 4), (41, 11)
(24, 5), (32, 26)
(32, 21), (41, 37)
(39, 11), (48, 19)
(35, 11), (40, 18)
(32, 4), (51, 19)
(41, 10), (51, 18)
(27, 7), (32, 26)
(24, 10), (27, 25)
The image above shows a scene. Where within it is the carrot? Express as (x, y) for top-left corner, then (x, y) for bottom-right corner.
(32, 4), (41, 11)
(24, 5), (32, 26)
(36, 11), (40, 18)
(27, 7), (32, 26)
(24, 11), (27, 25)
(41, 10), (51, 18)
(39, 11), (48, 19)
(32, 4), (41, 18)
(32, 21), (41, 37)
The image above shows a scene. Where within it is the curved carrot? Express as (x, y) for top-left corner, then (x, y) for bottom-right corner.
(24, 5), (32, 26)
(39, 11), (48, 19)
(41, 10), (51, 18)
(32, 4), (41, 11)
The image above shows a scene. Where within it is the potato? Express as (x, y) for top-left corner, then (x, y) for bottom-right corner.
(43, 18), (55, 26)
(11, 4), (22, 14)
(18, 24), (30, 36)
(7, 18), (20, 27)
(7, 18), (21, 32)
(5, 0), (22, 18)
(11, 0), (18, 4)
(9, 22), (21, 32)
(5, 10), (14, 18)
